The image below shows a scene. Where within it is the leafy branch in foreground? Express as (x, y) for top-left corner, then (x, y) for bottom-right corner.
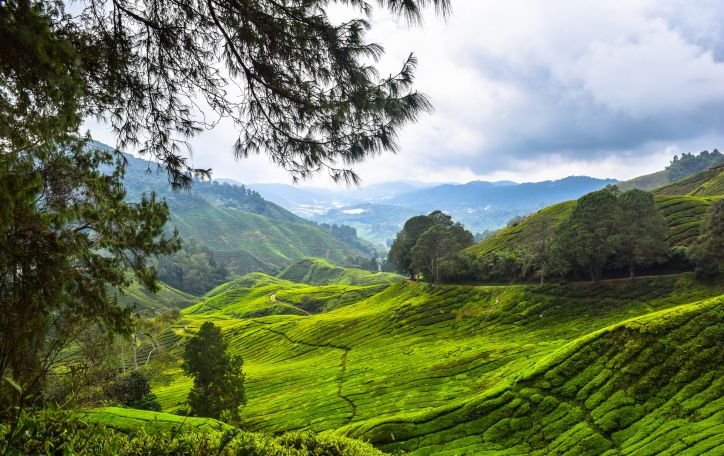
(2, 0), (449, 187)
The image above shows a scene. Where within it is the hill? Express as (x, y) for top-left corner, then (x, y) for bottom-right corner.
(653, 163), (724, 197)
(97, 143), (374, 275)
(117, 280), (198, 315)
(618, 149), (723, 191)
(467, 166), (723, 260)
(277, 258), (404, 286)
(145, 275), (723, 455)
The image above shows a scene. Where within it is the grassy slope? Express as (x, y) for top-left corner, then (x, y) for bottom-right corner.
(149, 275), (722, 455)
(617, 169), (670, 191)
(118, 280), (197, 314)
(467, 167), (723, 258)
(653, 164), (724, 198)
(169, 200), (366, 275)
(278, 258), (404, 286)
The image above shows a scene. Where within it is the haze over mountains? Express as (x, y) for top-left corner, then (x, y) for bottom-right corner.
(251, 176), (618, 245)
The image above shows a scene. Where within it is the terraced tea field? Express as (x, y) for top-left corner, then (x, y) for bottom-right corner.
(143, 273), (723, 455)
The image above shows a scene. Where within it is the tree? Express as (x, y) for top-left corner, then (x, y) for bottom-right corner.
(410, 225), (461, 284)
(181, 322), (245, 421)
(689, 199), (724, 278)
(2, 0), (449, 187)
(106, 370), (161, 411)
(552, 186), (621, 283)
(526, 215), (555, 284)
(388, 215), (438, 278)
(388, 211), (473, 280)
(615, 189), (668, 278)
(0, 141), (178, 409)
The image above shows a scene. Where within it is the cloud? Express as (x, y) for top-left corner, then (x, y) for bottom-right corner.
(87, 0), (724, 187)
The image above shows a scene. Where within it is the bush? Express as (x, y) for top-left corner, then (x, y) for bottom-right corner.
(106, 371), (161, 411)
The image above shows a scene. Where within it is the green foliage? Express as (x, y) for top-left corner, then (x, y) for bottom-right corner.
(389, 211), (473, 280)
(106, 371), (161, 411)
(666, 149), (723, 182)
(615, 189), (669, 277)
(689, 199), (724, 278)
(181, 322), (245, 421)
(0, 140), (178, 409)
(552, 186), (622, 283)
(147, 274), (723, 455)
(655, 162), (724, 197)
(2, 408), (388, 455)
(156, 238), (229, 295)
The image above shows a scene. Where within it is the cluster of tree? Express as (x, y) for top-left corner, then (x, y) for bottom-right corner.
(666, 150), (722, 182)
(552, 187), (669, 283)
(441, 187), (682, 284)
(388, 211), (474, 283)
(155, 239), (229, 295)
(458, 187), (722, 285)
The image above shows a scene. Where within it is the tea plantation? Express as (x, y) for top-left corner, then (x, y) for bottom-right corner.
(122, 272), (724, 455)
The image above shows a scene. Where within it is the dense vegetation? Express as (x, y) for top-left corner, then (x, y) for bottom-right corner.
(388, 210), (474, 282)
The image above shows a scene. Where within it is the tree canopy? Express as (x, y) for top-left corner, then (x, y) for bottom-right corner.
(2, 0), (449, 187)
(181, 322), (245, 421)
(388, 211), (473, 282)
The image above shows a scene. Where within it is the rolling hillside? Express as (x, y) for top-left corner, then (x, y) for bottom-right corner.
(142, 274), (723, 455)
(277, 258), (404, 286)
(98, 143), (373, 275)
(467, 166), (723, 259)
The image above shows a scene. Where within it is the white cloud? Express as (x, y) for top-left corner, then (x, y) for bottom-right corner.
(87, 0), (724, 188)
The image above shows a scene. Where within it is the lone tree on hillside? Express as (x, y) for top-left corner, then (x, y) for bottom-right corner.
(616, 189), (668, 278)
(181, 322), (245, 421)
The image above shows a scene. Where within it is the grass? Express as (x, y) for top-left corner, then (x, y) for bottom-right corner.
(278, 258), (404, 286)
(137, 273), (723, 455)
(653, 164), (724, 197)
(117, 280), (198, 315)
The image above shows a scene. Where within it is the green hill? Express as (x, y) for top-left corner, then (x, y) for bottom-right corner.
(93, 143), (375, 276)
(618, 149), (723, 191)
(138, 274), (723, 455)
(467, 166), (723, 259)
(117, 280), (198, 315)
(277, 258), (404, 286)
(653, 163), (724, 197)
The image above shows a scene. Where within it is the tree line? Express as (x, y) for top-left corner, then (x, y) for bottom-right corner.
(389, 186), (723, 284)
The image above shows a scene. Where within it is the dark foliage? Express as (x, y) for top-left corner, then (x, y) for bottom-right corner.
(666, 149), (723, 182)
(181, 322), (245, 421)
(106, 370), (161, 411)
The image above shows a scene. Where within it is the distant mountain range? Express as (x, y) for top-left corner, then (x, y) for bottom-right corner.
(250, 177), (618, 245)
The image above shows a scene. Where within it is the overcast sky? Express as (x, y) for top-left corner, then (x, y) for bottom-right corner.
(87, 0), (724, 188)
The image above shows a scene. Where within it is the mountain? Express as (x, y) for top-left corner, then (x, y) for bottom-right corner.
(250, 176), (617, 246)
(107, 144), (374, 276)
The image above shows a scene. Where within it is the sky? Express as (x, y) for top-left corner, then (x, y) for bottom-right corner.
(87, 0), (724, 188)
